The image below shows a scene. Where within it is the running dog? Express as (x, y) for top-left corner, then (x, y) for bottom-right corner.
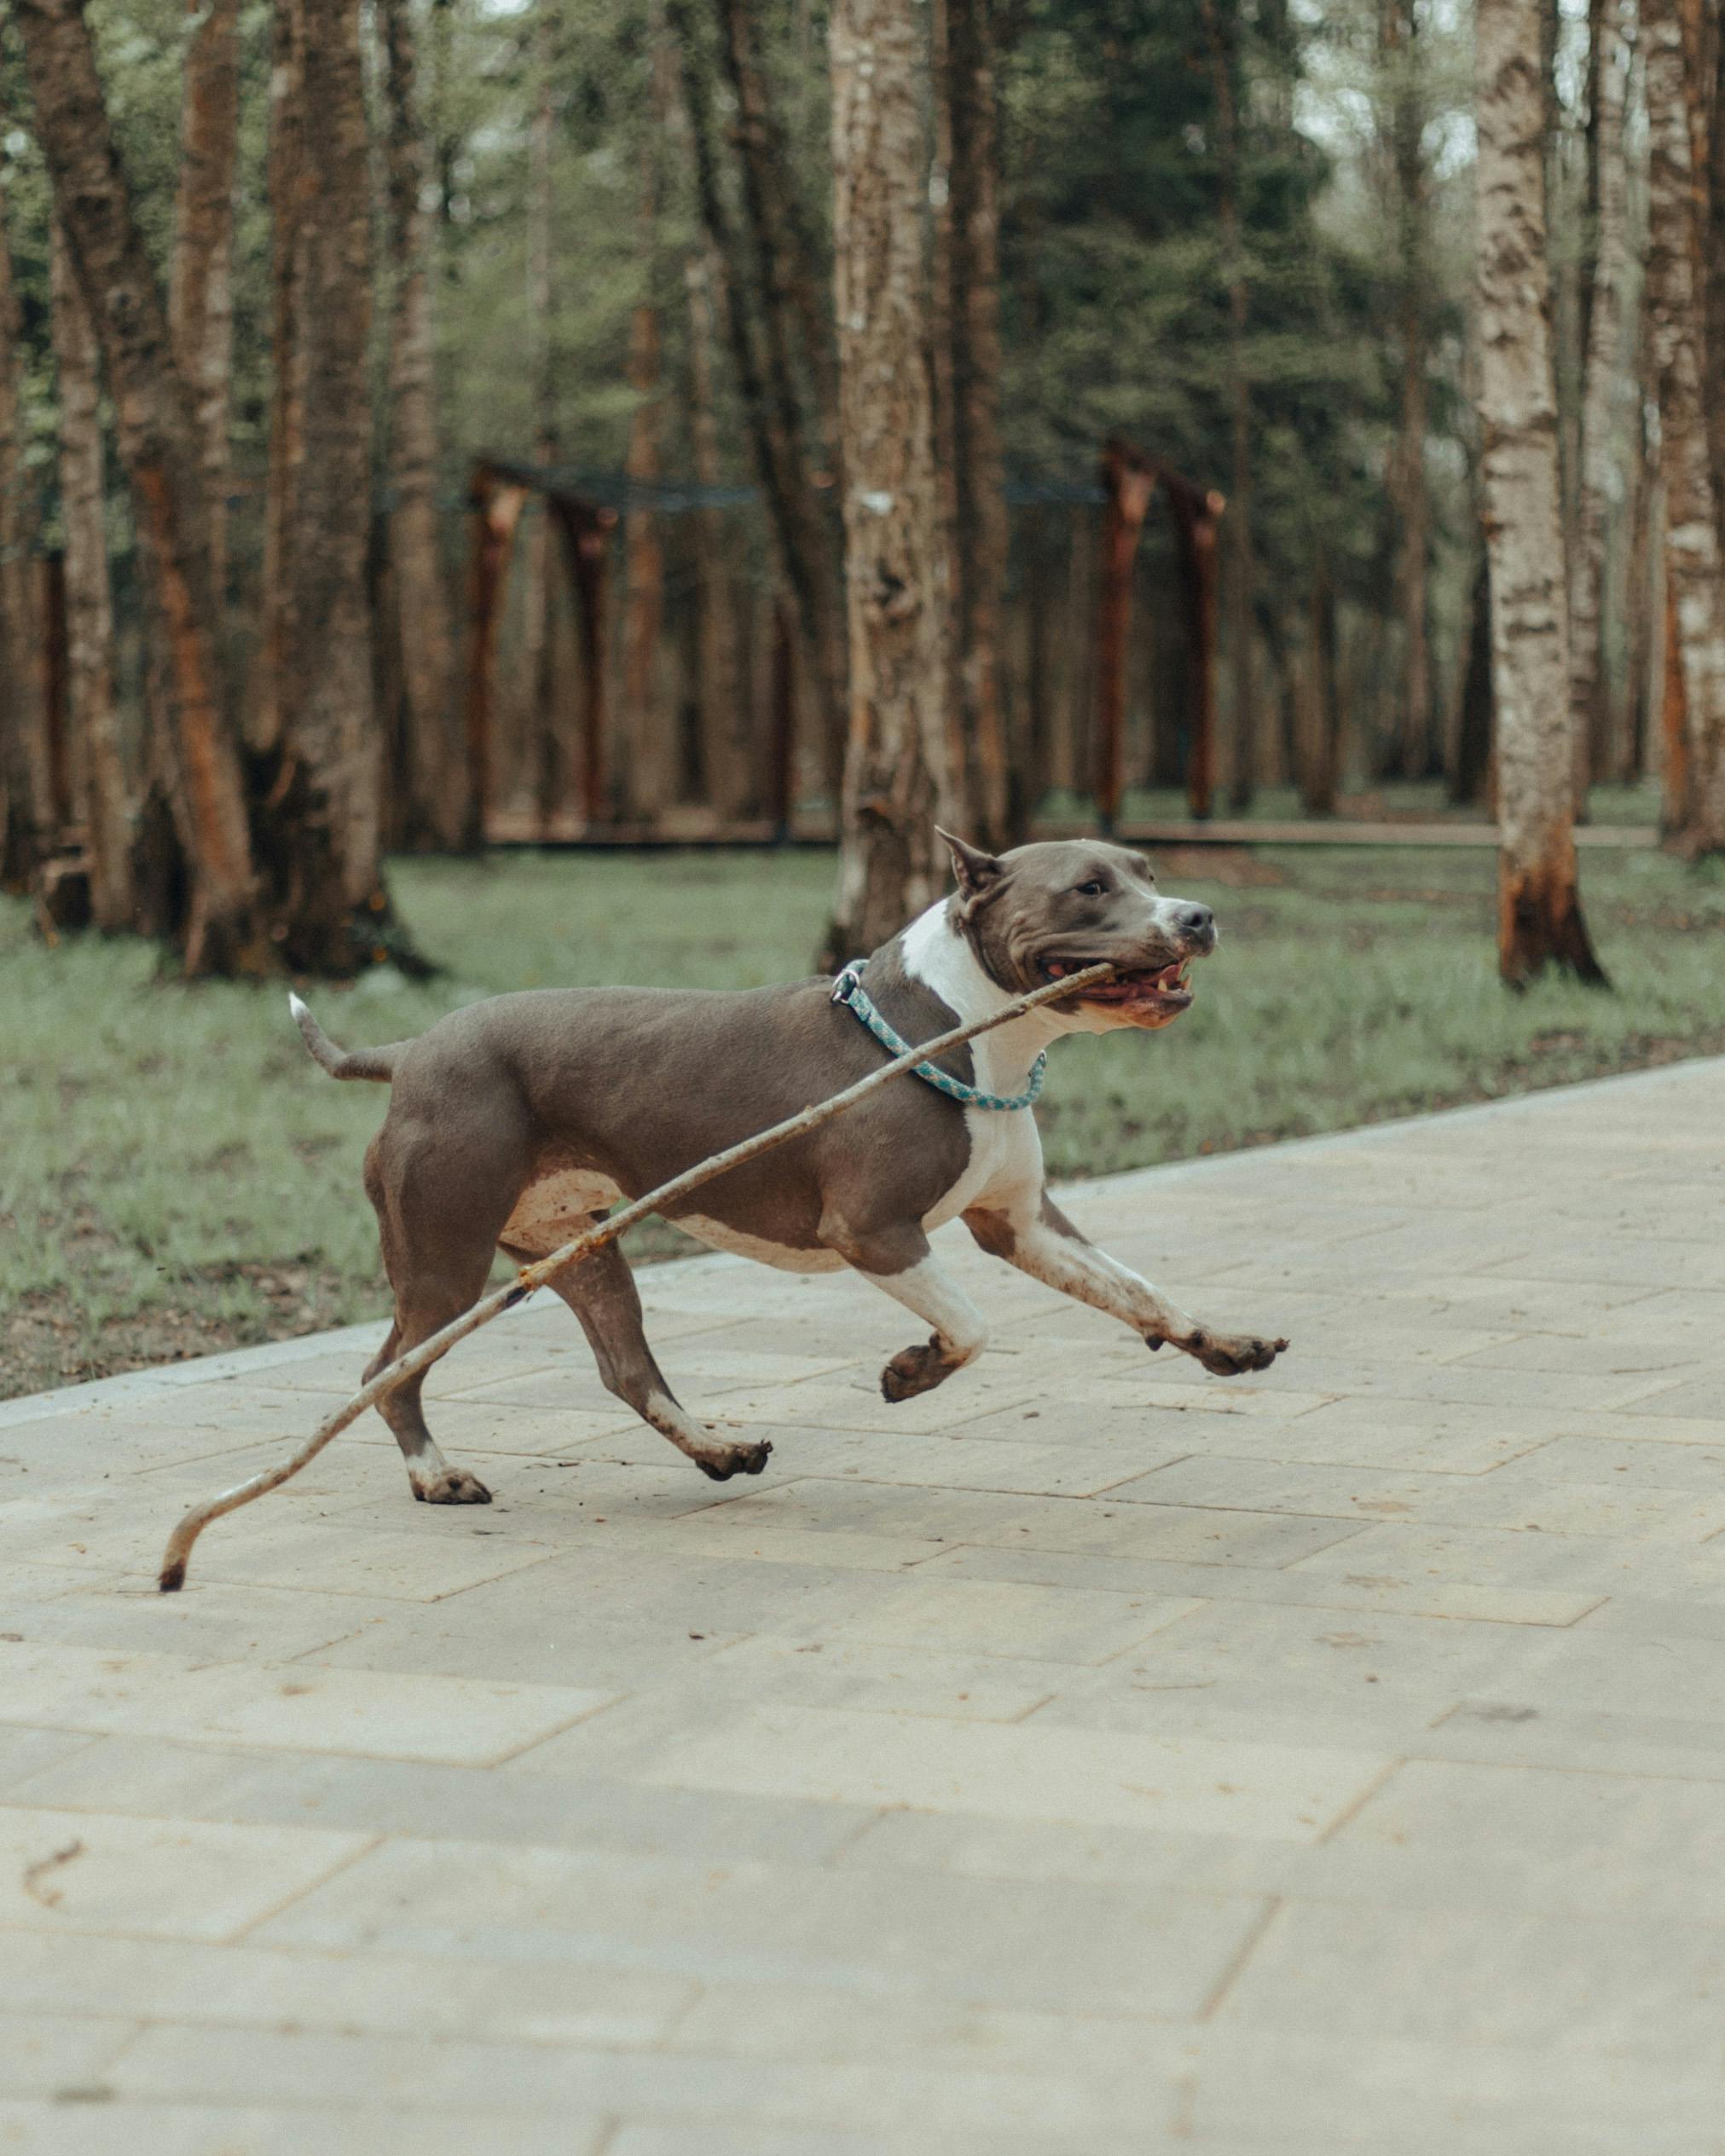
(291, 832), (1288, 1503)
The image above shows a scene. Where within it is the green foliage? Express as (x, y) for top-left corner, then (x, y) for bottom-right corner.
(997, 0), (1392, 597)
(5, 844), (1724, 1401)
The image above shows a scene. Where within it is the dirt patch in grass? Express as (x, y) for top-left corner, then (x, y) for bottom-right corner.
(3, 1251), (368, 1396)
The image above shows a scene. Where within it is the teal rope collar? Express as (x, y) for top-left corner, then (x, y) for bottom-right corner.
(831, 961), (1046, 1112)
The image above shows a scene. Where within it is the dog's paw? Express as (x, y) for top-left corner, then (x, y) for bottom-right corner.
(1185, 1328), (1290, 1379)
(696, 1438), (773, 1482)
(412, 1466), (494, 1505)
(881, 1341), (955, 1402)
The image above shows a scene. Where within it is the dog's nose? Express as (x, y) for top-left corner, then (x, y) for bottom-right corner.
(1175, 904), (1214, 943)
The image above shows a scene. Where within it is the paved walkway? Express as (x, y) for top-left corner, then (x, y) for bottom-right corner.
(3, 1060), (1725, 2153)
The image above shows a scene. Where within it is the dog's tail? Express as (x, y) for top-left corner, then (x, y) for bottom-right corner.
(289, 993), (401, 1084)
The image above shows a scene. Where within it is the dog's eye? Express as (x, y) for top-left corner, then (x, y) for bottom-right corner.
(1074, 880), (1107, 898)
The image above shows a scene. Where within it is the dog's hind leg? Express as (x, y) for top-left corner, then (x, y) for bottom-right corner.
(365, 1297), (498, 1505)
(365, 1132), (512, 1505)
(505, 1230), (773, 1483)
(966, 1193), (1287, 1377)
(821, 1220), (989, 1402)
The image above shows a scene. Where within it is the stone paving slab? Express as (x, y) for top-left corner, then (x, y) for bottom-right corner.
(3, 1057), (1725, 2149)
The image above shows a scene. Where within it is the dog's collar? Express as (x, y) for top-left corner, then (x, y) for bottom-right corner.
(831, 961), (1046, 1113)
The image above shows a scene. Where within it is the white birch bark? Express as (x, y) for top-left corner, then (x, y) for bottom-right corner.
(828, 0), (957, 957)
(1474, 0), (1605, 981)
(1567, 0), (1631, 805)
(1642, 0), (1725, 851)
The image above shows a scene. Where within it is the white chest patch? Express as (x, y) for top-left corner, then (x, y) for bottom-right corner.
(895, 899), (1056, 1228)
(501, 1168), (624, 1257)
(920, 1104), (1042, 1232)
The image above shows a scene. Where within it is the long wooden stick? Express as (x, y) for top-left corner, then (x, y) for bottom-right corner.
(158, 962), (1114, 1590)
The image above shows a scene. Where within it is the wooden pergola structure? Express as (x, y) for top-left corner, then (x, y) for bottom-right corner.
(462, 437), (1225, 847)
(1093, 436), (1225, 829)
(462, 457), (616, 847)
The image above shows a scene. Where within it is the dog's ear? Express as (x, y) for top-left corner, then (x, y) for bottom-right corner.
(935, 828), (1003, 903)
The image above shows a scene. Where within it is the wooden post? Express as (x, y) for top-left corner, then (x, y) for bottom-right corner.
(1093, 439), (1157, 833)
(549, 492), (616, 827)
(1162, 474), (1224, 821)
(461, 465), (527, 850)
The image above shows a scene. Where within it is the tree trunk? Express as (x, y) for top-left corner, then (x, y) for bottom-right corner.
(622, 35), (671, 821)
(1568, 0), (1630, 809)
(1621, 419), (1655, 783)
(713, 0), (840, 456)
(825, 0), (954, 961)
(1300, 562), (1343, 817)
(379, 0), (461, 851)
(936, 0), (1010, 847)
(49, 217), (130, 929)
(1643, 0), (1725, 853)
(1707, 9), (1725, 543)
(685, 250), (750, 819)
(523, 0), (560, 831)
(1659, 553), (1692, 825)
(1203, 0), (1256, 813)
(263, 0), (392, 965)
(1474, 0), (1606, 985)
(1095, 442), (1156, 831)
(1452, 542), (1495, 806)
(15, 0), (262, 972)
(168, 0), (238, 603)
(621, 309), (669, 818)
(256, 0), (303, 762)
(1381, 0), (1433, 783)
(672, 0), (848, 798)
(0, 176), (50, 892)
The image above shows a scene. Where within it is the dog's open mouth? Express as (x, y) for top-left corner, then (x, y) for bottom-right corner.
(1041, 956), (1195, 1022)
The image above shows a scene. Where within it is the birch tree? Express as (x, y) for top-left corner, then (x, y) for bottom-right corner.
(826, 0), (955, 959)
(168, 0), (238, 598)
(935, 0), (1010, 846)
(1380, 0), (1433, 780)
(1473, 0), (1606, 984)
(1642, 0), (1725, 853)
(271, 0), (388, 958)
(1567, 0), (1630, 806)
(621, 26), (672, 820)
(379, 0), (461, 850)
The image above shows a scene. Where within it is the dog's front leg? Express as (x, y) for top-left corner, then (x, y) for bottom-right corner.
(965, 1194), (1288, 1377)
(822, 1218), (990, 1402)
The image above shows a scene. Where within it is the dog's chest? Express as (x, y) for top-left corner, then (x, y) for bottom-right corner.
(922, 1101), (1039, 1230)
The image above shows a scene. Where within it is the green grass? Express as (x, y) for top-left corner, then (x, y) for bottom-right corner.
(4, 840), (1724, 1399)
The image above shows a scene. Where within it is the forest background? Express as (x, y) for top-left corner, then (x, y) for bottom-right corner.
(4, 0), (1725, 1396)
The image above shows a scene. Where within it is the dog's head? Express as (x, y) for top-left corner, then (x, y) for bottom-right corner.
(935, 829), (1217, 1032)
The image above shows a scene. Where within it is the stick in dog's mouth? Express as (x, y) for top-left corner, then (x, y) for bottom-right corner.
(1041, 956), (1195, 1018)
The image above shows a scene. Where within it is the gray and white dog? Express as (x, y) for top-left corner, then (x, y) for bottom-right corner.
(292, 832), (1288, 1505)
